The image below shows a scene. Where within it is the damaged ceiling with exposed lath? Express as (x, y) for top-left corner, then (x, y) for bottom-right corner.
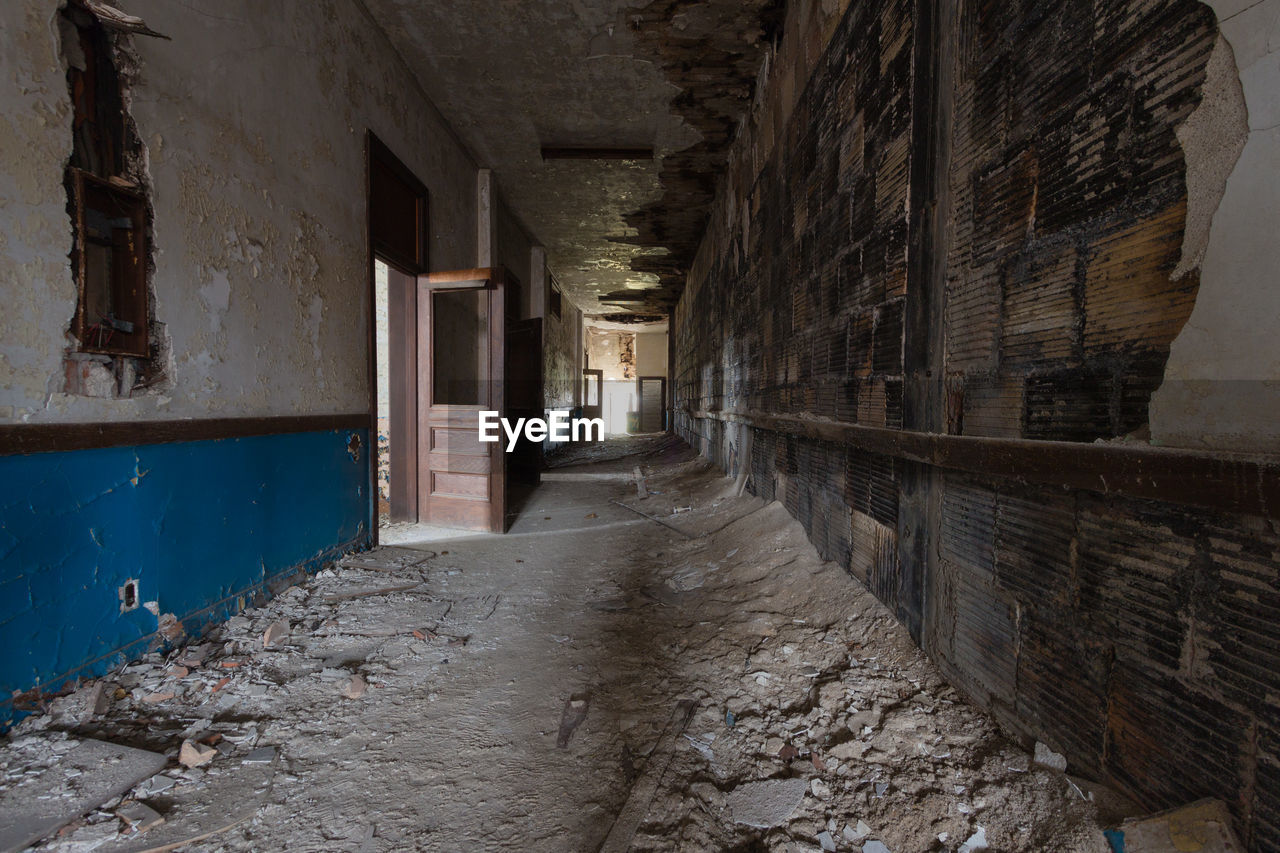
(359, 0), (784, 317)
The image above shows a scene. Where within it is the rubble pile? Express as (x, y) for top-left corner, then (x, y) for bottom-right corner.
(577, 490), (1111, 853)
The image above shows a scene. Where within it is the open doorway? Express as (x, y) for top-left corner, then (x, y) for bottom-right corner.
(366, 133), (428, 535)
(585, 323), (668, 435)
(373, 258), (419, 527)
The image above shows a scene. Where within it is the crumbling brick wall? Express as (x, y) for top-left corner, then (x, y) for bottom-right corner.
(673, 0), (1280, 847)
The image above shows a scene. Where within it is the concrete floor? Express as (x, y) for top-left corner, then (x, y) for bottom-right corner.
(3, 437), (1111, 852)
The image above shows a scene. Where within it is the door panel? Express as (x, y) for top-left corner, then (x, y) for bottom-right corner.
(637, 376), (666, 433)
(417, 268), (506, 532)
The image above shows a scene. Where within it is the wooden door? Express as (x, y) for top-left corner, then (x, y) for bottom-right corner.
(505, 317), (543, 486)
(417, 268), (506, 532)
(637, 376), (666, 433)
(582, 369), (603, 424)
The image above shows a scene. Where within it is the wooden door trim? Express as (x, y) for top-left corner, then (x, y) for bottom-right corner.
(582, 368), (604, 422)
(366, 131), (430, 540)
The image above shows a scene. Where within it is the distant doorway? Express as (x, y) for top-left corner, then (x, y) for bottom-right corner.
(636, 376), (666, 433)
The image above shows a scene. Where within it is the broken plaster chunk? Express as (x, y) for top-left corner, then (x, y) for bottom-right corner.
(52, 682), (111, 724)
(117, 800), (165, 832)
(810, 778), (832, 799)
(157, 613), (185, 643)
(242, 745), (277, 764)
(262, 620), (289, 648)
(726, 777), (809, 828)
(178, 739), (217, 768)
(136, 773), (178, 797)
(844, 820), (873, 842)
(53, 821), (121, 851)
(341, 674), (367, 699)
(863, 842), (891, 853)
(957, 826), (988, 853)
(1033, 741), (1068, 772)
(816, 830), (836, 851)
(1118, 798), (1242, 852)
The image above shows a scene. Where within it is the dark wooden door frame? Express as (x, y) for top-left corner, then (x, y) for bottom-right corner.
(582, 368), (603, 424)
(505, 317), (544, 487)
(366, 131), (429, 542)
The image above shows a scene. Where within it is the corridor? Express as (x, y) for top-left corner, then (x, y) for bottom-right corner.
(2, 0), (1278, 849)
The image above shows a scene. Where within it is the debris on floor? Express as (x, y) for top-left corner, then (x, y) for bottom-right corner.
(727, 778), (810, 828)
(1, 436), (1115, 851)
(557, 693), (591, 749)
(0, 737), (166, 852)
(1109, 799), (1243, 853)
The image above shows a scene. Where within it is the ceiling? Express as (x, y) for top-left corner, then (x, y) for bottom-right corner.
(360, 0), (784, 318)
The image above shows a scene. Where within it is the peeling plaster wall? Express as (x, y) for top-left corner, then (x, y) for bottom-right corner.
(587, 329), (634, 381)
(0, 0), (480, 423)
(494, 192), (536, 321)
(544, 296), (583, 413)
(1151, 0), (1280, 452)
(0, 429), (367, 725)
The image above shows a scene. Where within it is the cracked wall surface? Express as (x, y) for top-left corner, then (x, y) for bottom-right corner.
(543, 288), (584, 414)
(0, 0), (484, 424)
(1151, 0), (1280, 452)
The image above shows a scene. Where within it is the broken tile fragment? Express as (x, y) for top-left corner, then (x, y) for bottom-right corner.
(243, 746), (277, 764)
(263, 620), (289, 647)
(178, 739), (217, 768)
(117, 799), (165, 832)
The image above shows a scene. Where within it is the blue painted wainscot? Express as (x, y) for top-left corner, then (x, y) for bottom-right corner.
(0, 427), (371, 726)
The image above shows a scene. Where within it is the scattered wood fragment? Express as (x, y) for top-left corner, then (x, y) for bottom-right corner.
(598, 699), (698, 852)
(132, 814), (253, 853)
(322, 582), (422, 603)
(608, 500), (693, 539)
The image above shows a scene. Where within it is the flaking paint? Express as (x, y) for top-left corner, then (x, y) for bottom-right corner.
(0, 429), (368, 725)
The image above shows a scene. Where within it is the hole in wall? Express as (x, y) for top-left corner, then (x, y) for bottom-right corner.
(119, 578), (139, 612)
(58, 0), (167, 400)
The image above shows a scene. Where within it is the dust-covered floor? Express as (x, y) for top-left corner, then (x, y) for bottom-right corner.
(2, 437), (1111, 852)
